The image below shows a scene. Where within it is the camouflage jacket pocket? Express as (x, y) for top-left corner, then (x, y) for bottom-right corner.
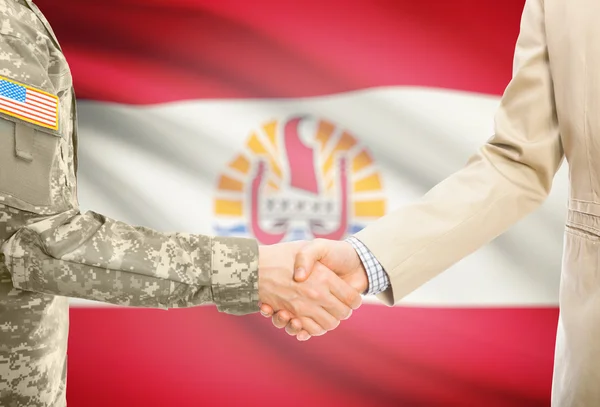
(0, 108), (68, 215)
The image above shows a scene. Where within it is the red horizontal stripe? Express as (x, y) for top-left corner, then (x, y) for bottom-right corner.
(35, 0), (526, 104)
(0, 99), (56, 125)
(23, 98), (56, 115)
(0, 98), (55, 123)
(27, 92), (57, 108)
(0, 96), (56, 118)
(0, 94), (56, 118)
(11, 95), (57, 116)
(67, 306), (557, 407)
(28, 90), (56, 104)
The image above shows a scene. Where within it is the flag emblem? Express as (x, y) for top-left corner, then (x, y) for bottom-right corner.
(213, 115), (386, 244)
(0, 76), (59, 131)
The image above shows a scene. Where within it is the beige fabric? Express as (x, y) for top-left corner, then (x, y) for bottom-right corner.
(356, 0), (600, 405)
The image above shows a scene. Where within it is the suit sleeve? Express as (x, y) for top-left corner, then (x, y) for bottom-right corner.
(355, 0), (564, 306)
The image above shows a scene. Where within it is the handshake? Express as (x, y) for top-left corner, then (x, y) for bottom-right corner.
(257, 238), (369, 341)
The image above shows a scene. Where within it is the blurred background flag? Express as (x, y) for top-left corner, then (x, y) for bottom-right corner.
(35, 0), (563, 406)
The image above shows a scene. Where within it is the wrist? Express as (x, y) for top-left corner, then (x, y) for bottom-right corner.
(344, 241), (368, 293)
(355, 263), (369, 294)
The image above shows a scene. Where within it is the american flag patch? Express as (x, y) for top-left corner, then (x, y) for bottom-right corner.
(0, 76), (59, 131)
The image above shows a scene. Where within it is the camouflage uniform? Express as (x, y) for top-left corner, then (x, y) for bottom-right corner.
(0, 1), (259, 405)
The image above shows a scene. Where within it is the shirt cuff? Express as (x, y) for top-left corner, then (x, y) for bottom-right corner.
(345, 236), (390, 296)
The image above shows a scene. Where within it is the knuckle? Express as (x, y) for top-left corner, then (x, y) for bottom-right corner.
(317, 271), (329, 284)
(306, 288), (320, 301)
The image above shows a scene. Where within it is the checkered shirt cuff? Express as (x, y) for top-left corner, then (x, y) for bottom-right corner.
(345, 236), (390, 296)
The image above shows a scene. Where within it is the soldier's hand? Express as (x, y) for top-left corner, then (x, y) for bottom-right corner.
(258, 242), (361, 338)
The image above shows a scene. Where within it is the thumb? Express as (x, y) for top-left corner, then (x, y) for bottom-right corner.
(294, 239), (327, 282)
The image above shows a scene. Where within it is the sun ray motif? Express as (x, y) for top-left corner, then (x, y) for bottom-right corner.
(262, 120), (278, 151)
(228, 155), (251, 175)
(352, 149), (374, 173)
(214, 198), (243, 216)
(315, 120), (335, 152)
(353, 173), (382, 193)
(353, 200), (386, 218)
(217, 174), (244, 192)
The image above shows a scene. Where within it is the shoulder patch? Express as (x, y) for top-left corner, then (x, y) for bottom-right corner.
(0, 76), (59, 131)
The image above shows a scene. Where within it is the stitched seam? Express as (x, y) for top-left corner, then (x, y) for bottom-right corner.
(570, 199), (599, 204)
(568, 207), (600, 219)
(565, 228), (600, 244)
(209, 236), (219, 304)
(0, 190), (53, 208)
(566, 221), (599, 234)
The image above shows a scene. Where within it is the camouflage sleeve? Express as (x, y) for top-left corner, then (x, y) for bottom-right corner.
(1, 209), (259, 315)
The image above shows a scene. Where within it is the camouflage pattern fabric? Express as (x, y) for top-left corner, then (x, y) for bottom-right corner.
(0, 1), (259, 405)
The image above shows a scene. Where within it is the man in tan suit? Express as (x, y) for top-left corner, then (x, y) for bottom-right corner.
(261, 0), (595, 404)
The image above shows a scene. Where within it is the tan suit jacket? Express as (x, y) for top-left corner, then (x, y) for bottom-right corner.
(356, 0), (598, 405)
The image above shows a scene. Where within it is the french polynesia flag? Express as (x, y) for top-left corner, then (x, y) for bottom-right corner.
(35, 0), (564, 406)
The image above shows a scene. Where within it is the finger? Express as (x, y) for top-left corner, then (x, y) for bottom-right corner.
(327, 271), (362, 310)
(305, 306), (340, 332)
(272, 310), (293, 329)
(298, 317), (328, 336)
(297, 330), (312, 341)
(260, 303), (274, 317)
(285, 318), (303, 336)
(321, 295), (353, 322)
(294, 240), (327, 282)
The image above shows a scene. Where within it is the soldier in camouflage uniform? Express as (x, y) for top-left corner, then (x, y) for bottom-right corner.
(0, 1), (362, 405)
